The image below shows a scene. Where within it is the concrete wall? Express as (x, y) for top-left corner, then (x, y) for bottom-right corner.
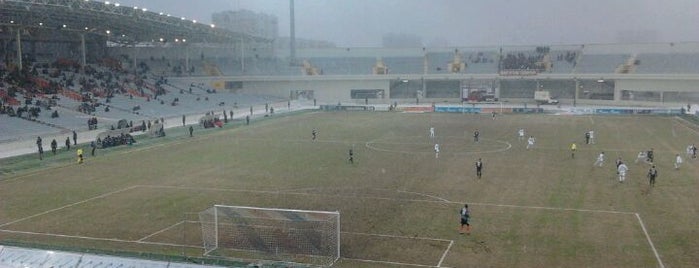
(615, 79), (699, 92)
(169, 74), (699, 105)
(240, 79), (389, 102)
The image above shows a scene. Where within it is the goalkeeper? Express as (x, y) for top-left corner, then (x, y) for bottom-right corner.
(459, 204), (471, 235)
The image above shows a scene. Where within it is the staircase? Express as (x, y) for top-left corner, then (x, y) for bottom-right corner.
(616, 54), (638, 74)
(203, 61), (223, 76)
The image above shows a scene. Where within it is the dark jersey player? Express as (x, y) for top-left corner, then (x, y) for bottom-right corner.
(475, 158), (483, 179)
(459, 204), (471, 235)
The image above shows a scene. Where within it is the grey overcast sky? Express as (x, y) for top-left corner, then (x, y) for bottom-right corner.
(115, 0), (699, 47)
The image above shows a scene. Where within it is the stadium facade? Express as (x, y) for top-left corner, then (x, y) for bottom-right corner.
(2, 1), (699, 107)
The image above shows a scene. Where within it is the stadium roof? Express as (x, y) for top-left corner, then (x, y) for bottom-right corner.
(0, 0), (266, 44)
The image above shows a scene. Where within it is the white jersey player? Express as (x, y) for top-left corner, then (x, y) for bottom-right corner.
(434, 143), (440, 158)
(526, 136), (535, 149)
(635, 151), (647, 164)
(588, 130), (595, 144)
(518, 129), (525, 141)
(429, 127), (435, 138)
(687, 145), (694, 158)
(617, 162), (629, 183)
(675, 154), (683, 169)
(594, 152), (605, 167)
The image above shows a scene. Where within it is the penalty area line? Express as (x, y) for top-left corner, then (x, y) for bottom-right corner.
(635, 213), (665, 268)
(138, 184), (637, 215)
(342, 257), (453, 268)
(397, 190), (450, 203)
(138, 221), (184, 242)
(437, 240), (453, 267)
(342, 231), (452, 242)
(0, 229), (203, 249)
(0, 185), (139, 228)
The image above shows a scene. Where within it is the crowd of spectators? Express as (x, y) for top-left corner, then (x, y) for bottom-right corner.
(556, 51), (578, 64)
(87, 117), (99, 130)
(467, 52), (494, 64)
(502, 52), (545, 70)
(97, 133), (135, 148)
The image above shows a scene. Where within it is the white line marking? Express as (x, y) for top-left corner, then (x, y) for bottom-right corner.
(0, 185), (139, 227)
(365, 137), (512, 155)
(0, 229), (202, 249)
(342, 231), (452, 242)
(671, 124), (677, 138)
(138, 184), (636, 215)
(674, 116), (699, 135)
(138, 221), (184, 242)
(635, 213), (665, 268)
(398, 190), (450, 202)
(437, 240), (453, 267)
(343, 257), (452, 268)
(138, 184), (281, 194)
(463, 201), (636, 215)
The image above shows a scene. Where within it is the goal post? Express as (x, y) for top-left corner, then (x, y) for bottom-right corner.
(198, 205), (340, 266)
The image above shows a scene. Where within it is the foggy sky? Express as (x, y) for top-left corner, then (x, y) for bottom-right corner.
(115, 0), (699, 47)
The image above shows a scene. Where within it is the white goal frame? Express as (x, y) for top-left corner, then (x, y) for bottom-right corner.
(199, 204), (340, 266)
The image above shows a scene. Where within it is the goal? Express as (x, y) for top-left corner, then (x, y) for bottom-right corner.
(198, 205), (340, 266)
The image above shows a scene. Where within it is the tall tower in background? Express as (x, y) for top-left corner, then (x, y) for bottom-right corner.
(289, 0), (297, 65)
(211, 9), (278, 59)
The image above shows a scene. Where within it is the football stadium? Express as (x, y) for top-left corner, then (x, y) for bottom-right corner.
(0, 0), (698, 267)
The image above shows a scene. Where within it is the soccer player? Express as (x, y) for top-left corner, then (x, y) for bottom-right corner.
(76, 148), (84, 164)
(459, 204), (471, 235)
(434, 143), (440, 158)
(527, 136), (535, 150)
(473, 130), (480, 143)
(686, 145), (694, 159)
(429, 127), (435, 138)
(348, 148), (354, 164)
(585, 132), (590, 145)
(616, 156), (621, 168)
(589, 130), (595, 144)
(518, 128), (525, 141)
(635, 151), (647, 164)
(475, 158), (483, 179)
(312, 128), (317, 141)
(647, 165), (658, 187)
(594, 152), (605, 167)
(675, 154), (683, 170)
(189, 126), (194, 137)
(646, 148), (654, 163)
(693, 144), (697, 159)
(570, 143), (577, 158)
(491, 111), (496, 120)
(617, 161), (629, 183)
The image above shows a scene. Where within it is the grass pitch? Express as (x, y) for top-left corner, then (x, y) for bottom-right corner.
(1, 111), (698, 267)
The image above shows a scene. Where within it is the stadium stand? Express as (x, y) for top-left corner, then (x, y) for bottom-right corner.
(574, 54), (630, 73)
(634, 53), (699, 74)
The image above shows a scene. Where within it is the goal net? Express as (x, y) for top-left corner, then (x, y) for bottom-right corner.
(198, 205), (340, 266)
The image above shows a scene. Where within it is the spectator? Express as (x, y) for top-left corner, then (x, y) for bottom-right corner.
(65, 137), (71, 151)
